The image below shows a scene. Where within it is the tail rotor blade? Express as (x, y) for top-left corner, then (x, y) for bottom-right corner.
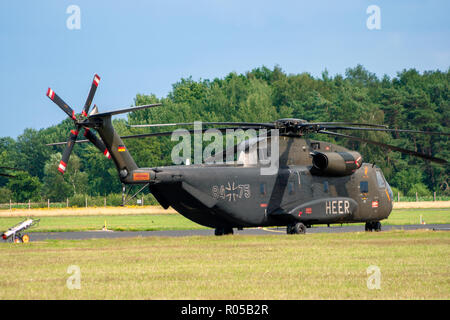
(46, 88), (77, 121)
(83, 128), (111, 159)
(59, 129), (80, 174)
(82, 74), (100, 117)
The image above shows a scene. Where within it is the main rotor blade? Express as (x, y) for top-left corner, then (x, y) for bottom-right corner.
(0, 166), (21, 171)
(318, 130), (448, 165)
(304, 122), (388, 128)
(82, 74), (100, 117)
(128, 122), (275, 129)
(89, 104), (163, 118)
(46, 126), (263, 146)
(83, 128), (111, 159)
(318, 126), (450, 136)
(119, 127), (254, 139)
(59, 128), (80, 173)
(46, 88), (77, 120)
(0, 173), (15, 178)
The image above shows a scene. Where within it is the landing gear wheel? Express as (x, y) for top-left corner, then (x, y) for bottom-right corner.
(294, 222), (307, 234)
(223, 227), (234, 235)
(286, 224), (294, 234)
(14, 236), (23, 243)
(374, 222), (381, 232)
(214, 227), (234, 236)
(365, 222), (382, 232)
(287, 223), (306, 234)
(22, 234), (30, 243)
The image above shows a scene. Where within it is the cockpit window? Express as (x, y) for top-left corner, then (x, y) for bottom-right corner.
(311, 142), (320, 150)
(375, 171), (386, 189)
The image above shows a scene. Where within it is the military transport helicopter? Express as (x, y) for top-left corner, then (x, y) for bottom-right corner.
(46, 75), (449, 235)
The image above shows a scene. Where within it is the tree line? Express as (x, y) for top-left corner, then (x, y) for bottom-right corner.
(0, 65), (448, 203)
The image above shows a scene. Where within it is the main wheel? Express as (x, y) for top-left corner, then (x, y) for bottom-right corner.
(374, 221), (382, 232)
(294, 222), (306, 234)
(22, 234), (30, 243)
(365, 222), (373, 232)
(215, 227), (234, 236)
(223, 227), (234, 235)
(286, 224), (294, 234)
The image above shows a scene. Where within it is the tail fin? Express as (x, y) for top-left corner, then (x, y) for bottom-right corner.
(92, 113), (139, 181)
(87, 104), (161, 182)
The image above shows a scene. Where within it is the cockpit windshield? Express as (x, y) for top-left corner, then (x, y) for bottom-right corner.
(375, 170), (386, 188)
(376, 169), (393, 200)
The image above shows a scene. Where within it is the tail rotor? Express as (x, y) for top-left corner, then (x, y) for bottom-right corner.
(46, 74), (110, 174)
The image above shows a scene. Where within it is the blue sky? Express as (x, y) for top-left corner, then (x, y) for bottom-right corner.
(0, 0), (449, 138)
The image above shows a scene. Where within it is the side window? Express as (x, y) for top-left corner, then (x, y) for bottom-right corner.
(360, 181), (369, 193)
(324, 181), (329, 193)
(258, 144), (271, 162)
(260, 183), (266, 196)
(288, 181), (295, 195)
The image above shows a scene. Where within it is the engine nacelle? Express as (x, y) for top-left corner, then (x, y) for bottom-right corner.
(312, 151), (362, 176)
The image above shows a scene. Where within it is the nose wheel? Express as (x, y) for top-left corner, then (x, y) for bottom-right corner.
(365, 221), (381, 232)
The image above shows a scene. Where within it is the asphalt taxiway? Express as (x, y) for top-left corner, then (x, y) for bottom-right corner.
(26, 224), (450, 241)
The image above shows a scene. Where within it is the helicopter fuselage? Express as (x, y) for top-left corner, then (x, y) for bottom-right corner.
(145, 162), (393, 229)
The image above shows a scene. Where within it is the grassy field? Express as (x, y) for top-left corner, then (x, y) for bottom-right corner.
(383, 208), (450, 225)
(0, 214), (205, 233)
(0, 208), (448, 233)
(0, 230), (448, 299)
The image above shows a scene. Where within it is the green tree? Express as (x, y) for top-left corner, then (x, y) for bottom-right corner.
(7, 172), (42, 202)
(42, 153), (73, 201)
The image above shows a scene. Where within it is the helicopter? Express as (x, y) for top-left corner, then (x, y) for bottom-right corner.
(46, 74), (449, 235)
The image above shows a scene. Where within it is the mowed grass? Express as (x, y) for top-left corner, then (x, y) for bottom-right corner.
(0, 230), (448, 299)
(0, 214), (206, 233)
(0, 208), (448, 233)
(384, 208), (450, 225)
